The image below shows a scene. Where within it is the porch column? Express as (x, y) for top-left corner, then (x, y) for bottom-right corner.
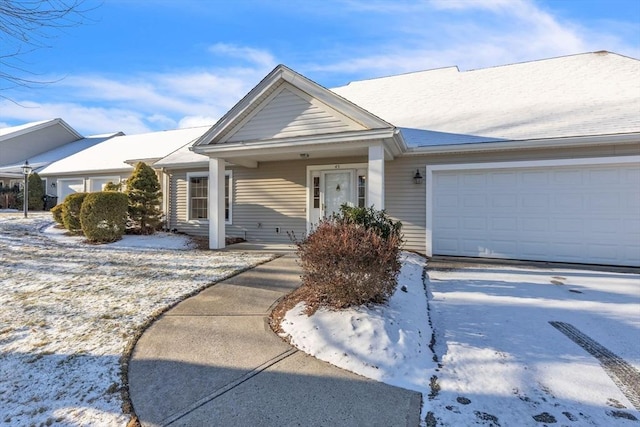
(368, 143), (385, 209)
(209, 157), (226, 249)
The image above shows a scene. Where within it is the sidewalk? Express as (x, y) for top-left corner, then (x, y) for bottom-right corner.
(128, 253), (422, 427)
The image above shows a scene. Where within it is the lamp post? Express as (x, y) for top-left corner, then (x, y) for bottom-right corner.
(22, 160), (32, 218)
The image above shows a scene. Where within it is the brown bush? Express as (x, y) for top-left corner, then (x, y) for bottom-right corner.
(295, 219), (402, 314)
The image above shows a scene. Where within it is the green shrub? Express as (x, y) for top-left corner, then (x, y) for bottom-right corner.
(337, 205), (403, 240)
(80, 192), (129, 243)
(126, 162), (162, 234)
(51, 204), (64, 225)
(294, 207), (403, 314)
(28, 172), (45, 210)
(62, 192), (87, 233)
(103, 181), (122, 192)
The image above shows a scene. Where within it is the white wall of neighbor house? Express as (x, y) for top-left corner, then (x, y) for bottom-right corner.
(44, 173), (129, 203)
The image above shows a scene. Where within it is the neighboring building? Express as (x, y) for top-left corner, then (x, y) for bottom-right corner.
(0, 119), (85, 188)
(166, 51), (639, 267)
(39, 126), (211, 203)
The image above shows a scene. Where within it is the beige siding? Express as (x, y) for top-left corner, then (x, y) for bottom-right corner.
(226, 87), (362, 142)
(167, 142), (639, 252)
(168, 169), (209, 237)
(230, 156), (368, 242)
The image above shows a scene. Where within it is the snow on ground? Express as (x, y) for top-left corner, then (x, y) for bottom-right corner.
(0, 212), (273, 426)
(426, 264), (640, 426)
(280, 252), (438, 416)
(281, 254), (640, 426)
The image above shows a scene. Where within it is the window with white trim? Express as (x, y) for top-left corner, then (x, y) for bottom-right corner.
(187, 172), (232, 223)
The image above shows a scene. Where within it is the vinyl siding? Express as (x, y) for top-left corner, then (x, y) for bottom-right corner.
(167, 141), (639, 252)
(225, 86), (363, 143)
(168, 168), (210, 237)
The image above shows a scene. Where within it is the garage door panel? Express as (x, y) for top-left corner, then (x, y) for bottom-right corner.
(521, 217), (549, 232)
(492, 194), (517, 208)
(553, 170), (582, 185)
(463, 194), (486, 208)
(490, 172), (517, 186)
(491, 217), (517, 232)
(553, 193), (583, 211)
(463, 173), (486, 186)
(589, 169), (619, 185)
(521, 193), (549, 211)
(462, 217), (486, 231)
(520, 241), (549, 257)
(436, 194), (458, 208)
(432, 161), (640, 266)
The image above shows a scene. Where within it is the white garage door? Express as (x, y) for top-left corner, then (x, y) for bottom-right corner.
(57, 179), (84, 203)
(431, 159), (640, 266)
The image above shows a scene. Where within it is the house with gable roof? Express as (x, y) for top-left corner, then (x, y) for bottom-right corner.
(159, 51), (639, 267)
(39, 126), (211, 202)
(0, 118), (120, 194)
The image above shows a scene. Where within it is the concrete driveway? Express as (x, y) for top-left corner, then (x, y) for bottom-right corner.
(424, 258), (640, 426)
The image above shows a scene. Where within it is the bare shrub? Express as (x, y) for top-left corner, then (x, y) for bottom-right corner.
(294, 207), (402, 314)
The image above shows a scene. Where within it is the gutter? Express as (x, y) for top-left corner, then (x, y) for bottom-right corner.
(402, 132), (640, 156)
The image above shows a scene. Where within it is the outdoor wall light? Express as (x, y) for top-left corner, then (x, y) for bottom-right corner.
(22, 160), (32, 218)
(413, 169), (423, 184)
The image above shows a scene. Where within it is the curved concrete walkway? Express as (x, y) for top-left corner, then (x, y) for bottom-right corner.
(128, 253), (422, 427)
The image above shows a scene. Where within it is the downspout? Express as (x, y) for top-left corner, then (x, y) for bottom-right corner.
(161, 168), (171, 230)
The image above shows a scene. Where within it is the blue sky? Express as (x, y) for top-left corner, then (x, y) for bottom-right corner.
(1, 0), (639, 135)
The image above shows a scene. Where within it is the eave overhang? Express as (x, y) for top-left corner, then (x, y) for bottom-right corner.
(402, 132), (640, 156)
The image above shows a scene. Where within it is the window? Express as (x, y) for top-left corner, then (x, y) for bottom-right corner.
(357, 174), (366, 207)
(187, 172), (232, 223)
(313, 176), (320, 209)
(189, 175), (208, 220)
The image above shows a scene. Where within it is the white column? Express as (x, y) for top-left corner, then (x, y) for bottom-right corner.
(368, 143), (385, 209)
(209, 158), (226, 249)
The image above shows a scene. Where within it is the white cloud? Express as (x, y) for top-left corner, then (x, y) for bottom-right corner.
(208, 43), (277, 69)
(177, 115), (218, 129)
(304, 0), (638, 79)
(1, 45), (278, 135)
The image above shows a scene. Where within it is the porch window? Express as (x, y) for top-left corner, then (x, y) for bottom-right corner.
(187, 172), (232, 223)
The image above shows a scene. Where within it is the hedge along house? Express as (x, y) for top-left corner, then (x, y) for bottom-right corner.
(172, 51), (639, 267)
(38, 126), (211, 203)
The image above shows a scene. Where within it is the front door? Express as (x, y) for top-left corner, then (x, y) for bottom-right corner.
(323, 171), (352, 218)
(309, 167), (366, 227)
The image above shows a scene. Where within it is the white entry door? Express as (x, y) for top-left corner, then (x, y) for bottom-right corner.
(323, 171), (353, 218)
(309, 169), (355, 226)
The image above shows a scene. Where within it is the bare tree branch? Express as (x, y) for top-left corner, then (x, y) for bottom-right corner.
(0, 0), (100, 91)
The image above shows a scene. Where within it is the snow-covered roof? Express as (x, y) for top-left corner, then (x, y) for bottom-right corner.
(39, 126), (211, 175)
(154, 140), (210, 169)
(0, 118), (82, 141)
(331, 51), (640, 147)
(0, 133), (122, 176)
